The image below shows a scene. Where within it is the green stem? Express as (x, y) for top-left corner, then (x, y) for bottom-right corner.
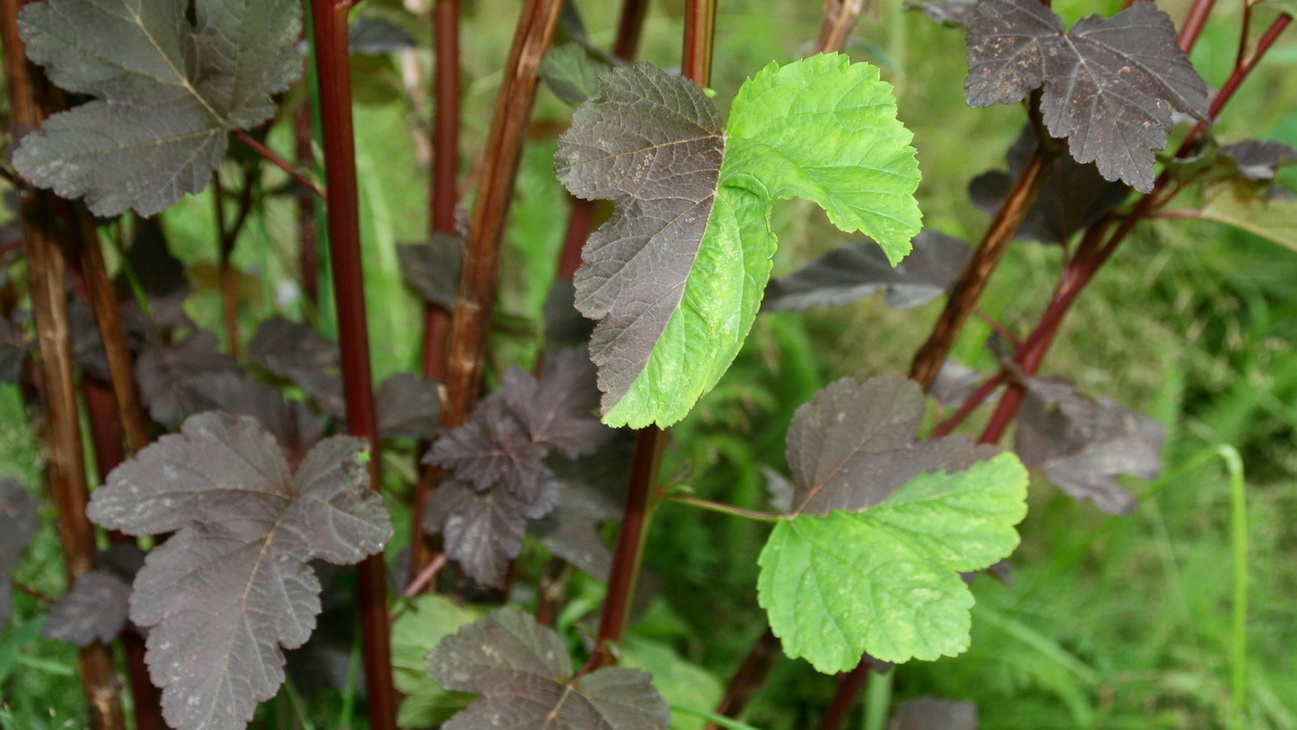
(307, 1), (397, 727)
(1222, 445), (1248, 730)
(667, 494), (781, 522)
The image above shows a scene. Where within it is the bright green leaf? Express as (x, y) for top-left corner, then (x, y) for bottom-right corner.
(1196, 192), (1297, 254)
(556, 55), (920, 428)
(391, 596), (480, 729)
(757, 453), (1028, 671)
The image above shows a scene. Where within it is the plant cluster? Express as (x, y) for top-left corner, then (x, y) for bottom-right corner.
(0, 0), (1293, 728)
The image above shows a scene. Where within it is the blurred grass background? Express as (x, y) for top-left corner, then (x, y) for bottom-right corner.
(2, 0), (1295, 727)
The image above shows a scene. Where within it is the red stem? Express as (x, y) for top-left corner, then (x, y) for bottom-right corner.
(1177, 0), (1216, 51)
(408, 0), (461, 587)
(308, 2), (397, 727)
(234, 129), (324, 199)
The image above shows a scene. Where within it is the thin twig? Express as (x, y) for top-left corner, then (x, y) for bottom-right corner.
(234, 129), (325, 199)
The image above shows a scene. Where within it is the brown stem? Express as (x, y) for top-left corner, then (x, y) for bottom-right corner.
(441, 0), (565, 428)
(813, 0), (866, 55)
(309, 1), (397, 727)
(682, 0), (718, 87)
(705, 629), (782, 728)
(3, 2), (125, 725)
(70, 211), (150, 454)
(909, 150), (1051, 390)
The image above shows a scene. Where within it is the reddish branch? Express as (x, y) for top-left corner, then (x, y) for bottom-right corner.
(308, 1), (397, 727)
(408, 0), (462, 586)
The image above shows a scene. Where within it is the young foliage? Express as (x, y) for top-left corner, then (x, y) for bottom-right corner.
(424, 347), (610, 586)
(426, 608), (670, 729)
(762, 230), (971, 312)
(0, 478), (38, 628)
(87, 413), (392, 730)
(757, 378), (1028, 671)
(555, 54), (921, 428)
(12, 0), (303, 216)
(1014, 377), (1165, 515)
(964, 0), (1209, 191)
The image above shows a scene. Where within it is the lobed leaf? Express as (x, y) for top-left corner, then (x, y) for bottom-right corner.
(135, 330), (243, 428)
(758, 454), (1028, 670)
(427, 608), (670, 729)
(965, 0), (1209, 191)
(1014, 377), (1164, 515)
(556, 55), (920, 427)
(1, 478), (39, 628)
(763, 231), (971, 312)
(248, 317), (345, 417)
(423, 481), (550, 589)
(87, 413), (391, 730)
(376, 372), (443, 440)
(13, 0), (303, 216)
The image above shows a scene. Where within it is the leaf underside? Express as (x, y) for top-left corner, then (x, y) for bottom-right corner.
(556, 55), (921, 428)
(87, 413), (391, 730)
(965, 0), (1209, 192)
(13, 0), (303, 216)
(763, 230), (971, 312)
(426, 608), (670, 729)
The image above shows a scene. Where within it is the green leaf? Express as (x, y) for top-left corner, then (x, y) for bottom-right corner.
(556, 55), (920, 428)
(391, 596), (479, 728)
(622, 637), (724, 730)
(13, 0), (302, 216)
(757, 453), (1028, 671)
(1196, 191), (1297, 254)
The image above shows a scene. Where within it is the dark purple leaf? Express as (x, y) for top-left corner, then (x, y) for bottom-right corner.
(87, 413), (391, 730)
(349, 16), (415, 55)
(888, 696), (978, 730)
(188, 371), (324, 459)
(969, 126), (1129, 244)
(909, 0), (978, 27)
(12, 0), (302, 216)
(0, 314), (28, 384)
(427, 401), (557, 501)
(554, 63), (725, 419)
(98, 542), (146, 581)
(248, 317), (345, 417)
(965, 0), (1209, 191)
(785, 377), (994, 515)
(397, 234), (462, 312)
(121, 216), (188, 299)
(529, 436), (632, 581)
(763, 231), (971, 312)
(502, 348), (611, 458)
(376, 372), (442, 440)
(423, 481), (553, 589)
(426, 608), (669, 730)
(42, 571), (132, 646)
(543, 279), (594, 348)
(135, 329), (243, 428)
(1, 478), (39, 627)
(1219, 139), (1297, 181)
(1014, 377), (1165, 515)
